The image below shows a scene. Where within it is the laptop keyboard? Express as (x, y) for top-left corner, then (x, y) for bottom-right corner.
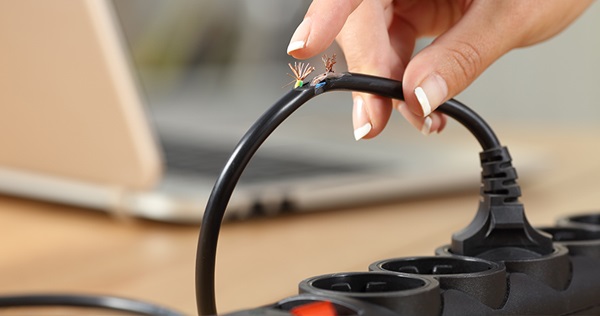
(161, 141), (367, 184)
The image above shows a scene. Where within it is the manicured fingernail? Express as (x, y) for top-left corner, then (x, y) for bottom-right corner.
(287, 18), (311, 54)
(354, 123), (372, 141)
(421, 116), (432, 136)
(414, 74), (448, 116)
(353, 95), (371, 140)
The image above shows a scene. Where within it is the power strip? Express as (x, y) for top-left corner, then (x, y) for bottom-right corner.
(223, 212), (600, 315)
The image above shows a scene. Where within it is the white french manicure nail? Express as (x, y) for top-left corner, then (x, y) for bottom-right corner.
(421, 117), (432, 136)
(415, 87), (432, 117)
(287, 41), (305, 54)
(287, 18), (311, 55)
(354, 123), (372, 141)
(415, 74), (448, 116)
(352, 95), (371, 140)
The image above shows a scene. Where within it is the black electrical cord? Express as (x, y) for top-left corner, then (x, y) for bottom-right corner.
(196, 73), (502, 315)
(0, 293), (184, 315)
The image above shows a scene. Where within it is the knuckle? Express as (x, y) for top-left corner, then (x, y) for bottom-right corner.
(445, 40), (484, 83)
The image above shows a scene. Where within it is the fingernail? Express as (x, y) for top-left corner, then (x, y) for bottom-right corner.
(287, 18), (311, 54)
(421, 116), (432, 136)
(414, 74), (448, 116)
(353, 95), (371, 140)
(354, 123), (372, 141)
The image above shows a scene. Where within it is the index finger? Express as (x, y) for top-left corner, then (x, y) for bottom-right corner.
(287, 0), (363, 59)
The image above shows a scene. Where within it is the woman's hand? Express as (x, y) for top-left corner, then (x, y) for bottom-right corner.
(287, 0), (593, 139)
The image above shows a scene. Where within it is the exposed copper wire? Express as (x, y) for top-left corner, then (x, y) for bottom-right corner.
(286, 62), (315, 88)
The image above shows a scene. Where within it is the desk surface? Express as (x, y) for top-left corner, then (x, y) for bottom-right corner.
(1, 125), (600, 315)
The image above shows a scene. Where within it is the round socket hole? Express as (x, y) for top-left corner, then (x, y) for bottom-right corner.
(538, 227), (600, 242)
(371, 256), (506, 309)
(309, 273), (425, 294)
(568, 214), (600, 226)
(374, 257), (494, 275)
(300, 272), (441, 316)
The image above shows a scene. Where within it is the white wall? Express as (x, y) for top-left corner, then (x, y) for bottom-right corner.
(456, 2), (600, 125)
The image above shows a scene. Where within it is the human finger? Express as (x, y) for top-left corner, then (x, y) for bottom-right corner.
(340, 0), (410, 140)
(287, 0), (363, 59)
(395, 101), (445, 136)
(402, 0), (593, 118)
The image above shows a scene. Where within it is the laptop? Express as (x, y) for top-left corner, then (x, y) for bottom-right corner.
(0, 0), (532, 223)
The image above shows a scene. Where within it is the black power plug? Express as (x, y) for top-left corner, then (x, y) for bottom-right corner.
(451, 146), (554, 260)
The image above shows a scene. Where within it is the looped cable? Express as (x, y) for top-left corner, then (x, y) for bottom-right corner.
(196, 73), (502, 315)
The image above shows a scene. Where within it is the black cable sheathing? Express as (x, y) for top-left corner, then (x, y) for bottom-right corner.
(196, 87), (315, 315)
(322, 73), (501, 150)
(480, 147), (521, 201)
(0, 294), (184, 316)
(196, 73), (501, 315)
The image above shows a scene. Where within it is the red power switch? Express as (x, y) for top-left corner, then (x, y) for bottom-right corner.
(290, 301), (337, 316)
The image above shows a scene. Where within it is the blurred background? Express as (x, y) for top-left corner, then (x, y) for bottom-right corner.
(1, 4), (599, 314)
(112, 0), (600, 132)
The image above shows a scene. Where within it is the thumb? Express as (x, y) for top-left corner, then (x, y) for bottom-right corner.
(402, 4), (517, 117)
